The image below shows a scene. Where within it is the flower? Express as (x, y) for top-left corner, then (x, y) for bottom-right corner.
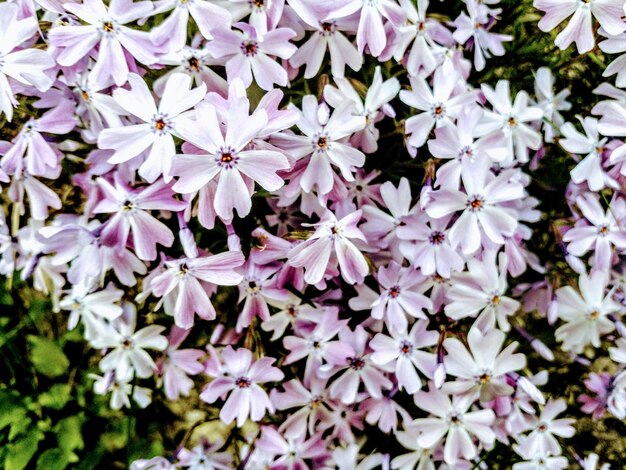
(411, 384), (496, 465)
(98, 73), (207, 183)
(288, 209), (369, 285)
(200, 346), (284, 427)
(554, 270), (621, 353)
(171, 95), (290, 222)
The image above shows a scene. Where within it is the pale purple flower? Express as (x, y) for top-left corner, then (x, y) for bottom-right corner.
(94, 175), (186, 261)
(323, 66), (399, 153)
(479, 80), (544, 163)
(393, 0), (455, 77)
(444, 251), (521, 332)
(255, 426), (328, 469)
(0, 3), (55, 121)
(425, 158), (524, 255)
(92, 308), (169, 380)
(442, 326), (526, 402)
(325, 0), (406, 57)
(149, 250), (245, 328)
(453, 0), (512, 71)
(534, 0), (626, 53)
(176, 439), (232, 470)
(289, 14), (362, 78)
(515, 398), (575, 457)
(321, 325), (393, 404)
(399, 68), (476, 150)
(288, 209), (369, 285)
(98, 73), (207, 183)
(534, 67), (571, 143)
(1, 100), (76, 177)
(350, 261), (432, 333)
(563, 193), (626, 271)
(272, 95), (366, 195)
(283, 307), (354, 382)
(149, 0), (231, 51)
(205, 23), (296, 91)
(199, 346), (284, 427)
(370, 320), (438, 393)
(554, 270), (621, 353)
(59, 280), (124, 341)
(412, 384), (496, 465)
(397, 211), (464, 278)
(49, 0), (160, 86)
(157, 327), (205, 400)
(171, 97), (290, 222)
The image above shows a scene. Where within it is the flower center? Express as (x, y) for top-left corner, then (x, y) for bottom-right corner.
(388, 285), (401, 298)
(598, 225), (609, 235)
(431, 103), (446, 119)
(187, 56), (199, 71)
(179, 263), (189, 274)
(320, 21), (335, 35)
(235, 377), (251, 388)
(478, 373), (492, 384)
(429, 231), (445, 245)
(122, 200), (134, 212)
(317, 137), (328, 149)
(400, 340), (413, 355)
(507, 116), (517, 127)
(217, 148), (238, 167)
(349, 356), (365, 370)
(588, 310), (600, 320)
(242, 41), (258, 56)
(102, 21), (114, 33)
(467, 195), (484, 211)
(252, 0), (264, 7)
(491, 295), (501, 305)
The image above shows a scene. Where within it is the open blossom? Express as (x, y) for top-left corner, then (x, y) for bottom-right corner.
(149, 251), (245, 329)
(350, 261), (432, 333)
(92, 307), (169, 380)
(563, 193), (626, 271)
(533, 0), (626, 53)
(149, 0), (231, 51)
(49, 0), (159, 87)
(324, 66), (400, 153)
(205, 23), (297, 91)
(157, 327), (205, 400)
(515, 398), (575, 457)
(443, 326), (526, 402)
(289, 11), (362, 79)
(272, 95), (366, 195)
(559, 117), (613, 192)
(0, 3), (55, 122)
(554, 270), (621, 353)
(370, 320), (438, 394)
(425, 157), (524, 255)
(94, 174), (187, 261)
(288, 209), (369, 285)
(444, 251), (521, 332)
(98, 73), (207, 183)
(411, 384), (496, 465)
(200, 346), (284, 427)
(171, 96), (290, 222)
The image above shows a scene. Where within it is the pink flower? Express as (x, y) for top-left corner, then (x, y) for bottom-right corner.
(272, 95), (366, 195)
(157, 327), (205, 400)
(514, 398), (575, 457)
(49, 0), (160, 86)
(563, 193), (626, 271)
(149, 250), (245, 329)
(98, 73), (207, 183)
(0, 3), (55, 121)
(255, 426), (328, 469)
(321, 325), (393, 404)
(205, 23), (297, 91)
(289, 14), (362, 78)
(442, 326), (526, 402)
(149, 0), (231, 51)
(425, 158), (524, 255)
(412, 384), (496, 465)
(288, 209), (369, 285)
(370, 320), (438, 393)
(534, 0), (626, 53)
(94, 174), (187, 261)
(171, 95), (290, 222)
(200, 346), (284, 427)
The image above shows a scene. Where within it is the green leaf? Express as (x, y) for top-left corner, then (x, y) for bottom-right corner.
(27, 335), (69, 378)
(36, 449), (69, 470)
(39, 384), (71, 410)
(5, 430), (43, 470)
(55, 415), (84, 455)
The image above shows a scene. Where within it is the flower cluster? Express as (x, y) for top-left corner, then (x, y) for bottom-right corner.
(2, 0), (626, 468)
